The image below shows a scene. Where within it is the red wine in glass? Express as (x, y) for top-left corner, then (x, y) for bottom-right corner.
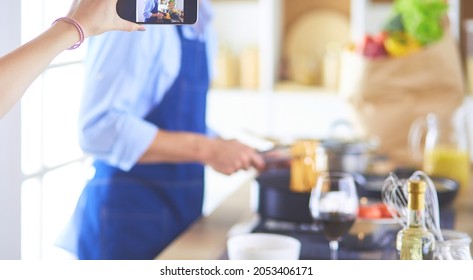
(316, 212), (356, 240)
(309, 172), (359, 260)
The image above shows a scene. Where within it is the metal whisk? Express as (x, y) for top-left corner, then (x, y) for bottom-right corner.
(381, 171), (443, 242)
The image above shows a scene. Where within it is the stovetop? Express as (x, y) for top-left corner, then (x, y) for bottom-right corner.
(251, 208), (455, 260)
(252, 219), (397, 260)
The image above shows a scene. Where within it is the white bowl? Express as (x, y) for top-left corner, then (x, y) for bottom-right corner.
(227, 233), (301, 260)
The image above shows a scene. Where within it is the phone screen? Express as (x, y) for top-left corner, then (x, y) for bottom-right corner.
(117, 0), (198, 24)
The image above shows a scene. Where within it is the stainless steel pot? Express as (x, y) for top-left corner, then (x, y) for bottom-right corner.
(320, 138), (378, 174)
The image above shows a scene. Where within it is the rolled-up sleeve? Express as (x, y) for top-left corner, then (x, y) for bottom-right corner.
(143, 0), (156, 20)
(78, 28), (179, 171)
(80, 109), (158, 171)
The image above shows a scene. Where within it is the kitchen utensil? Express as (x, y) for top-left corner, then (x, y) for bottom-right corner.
(256, 168), (312, 224)
(381, 171), (443, 242)
(434, 229), (472, 260)
(347, 201), (401, 251)
(320, 138), (376, 174)
(409, 110), (470, 191)
(285, 9), (350, 86)
(256, 168), (366, 224)
(320, 119), (378, 174)
(258, 145), (293, 170)
(359, 173), (459, 208)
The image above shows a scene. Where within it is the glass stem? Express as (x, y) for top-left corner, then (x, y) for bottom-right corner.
(329, 240), (339, 260)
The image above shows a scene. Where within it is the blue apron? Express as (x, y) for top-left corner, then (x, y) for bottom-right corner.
(145, 1), (159, 23)
(77, 27), (209, 259)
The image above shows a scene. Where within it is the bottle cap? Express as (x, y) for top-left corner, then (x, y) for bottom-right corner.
(407, 179), (426, 194)
(407, 179), (426, 210)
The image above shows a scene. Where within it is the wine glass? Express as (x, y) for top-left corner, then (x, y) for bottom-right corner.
(309, 172), (359, 260)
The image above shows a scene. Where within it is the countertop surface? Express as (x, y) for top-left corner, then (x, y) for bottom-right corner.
(156, 169), (473, 260)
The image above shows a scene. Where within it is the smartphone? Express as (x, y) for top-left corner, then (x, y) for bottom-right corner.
(117, 0), (198, 24)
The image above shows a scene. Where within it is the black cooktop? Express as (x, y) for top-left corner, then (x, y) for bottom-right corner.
(251, 208), (455, 260)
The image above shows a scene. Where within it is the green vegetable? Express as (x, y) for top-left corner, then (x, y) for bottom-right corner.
(394, 0), (448, 45)
(383, 12), (404, 33)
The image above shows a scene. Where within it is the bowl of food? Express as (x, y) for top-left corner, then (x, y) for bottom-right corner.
(344, 198), (401, 251)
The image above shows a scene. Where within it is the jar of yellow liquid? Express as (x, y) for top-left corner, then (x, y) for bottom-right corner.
(409, 112), (471, 191)
(423, 147), (469, 191)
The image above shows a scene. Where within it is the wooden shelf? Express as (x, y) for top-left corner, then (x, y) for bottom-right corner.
(274, 81), (338, 94)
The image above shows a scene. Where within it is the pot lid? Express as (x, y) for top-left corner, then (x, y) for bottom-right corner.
(321, 138), (378, 154)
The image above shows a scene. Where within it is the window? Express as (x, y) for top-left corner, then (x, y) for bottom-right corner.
(20, 0), (91, 259)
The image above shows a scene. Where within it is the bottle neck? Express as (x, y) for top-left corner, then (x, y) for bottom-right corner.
(407, 192), (426, 228)
(407, 208), (426, 228)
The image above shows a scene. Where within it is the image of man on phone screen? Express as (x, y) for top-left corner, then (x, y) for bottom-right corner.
(144, 0), (183, 24)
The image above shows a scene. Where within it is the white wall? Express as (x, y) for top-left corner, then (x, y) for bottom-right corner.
(212, 1), (260, 53)
(0, 1), (22, 260)
(137, 0), (145, 22)
(176, 0), (184, 10)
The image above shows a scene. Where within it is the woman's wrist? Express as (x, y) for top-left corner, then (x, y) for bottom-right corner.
(52, 17), (85, 50)
(47, 19), (84, 51)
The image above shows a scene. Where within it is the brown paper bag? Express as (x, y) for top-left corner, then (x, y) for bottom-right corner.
(339, 32), (465, 165)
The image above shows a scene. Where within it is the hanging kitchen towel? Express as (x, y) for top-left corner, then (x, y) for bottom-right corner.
(339, 31), (465, 166)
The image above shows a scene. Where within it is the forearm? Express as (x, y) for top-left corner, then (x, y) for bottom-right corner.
(138, 130), (211, 163)
(0, 21), (80, 118)
(138, 130), (266, 175)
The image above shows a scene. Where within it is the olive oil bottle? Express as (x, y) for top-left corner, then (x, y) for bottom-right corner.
(396, 179), (435, 260)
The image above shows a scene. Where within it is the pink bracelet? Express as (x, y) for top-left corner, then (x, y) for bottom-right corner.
(52, 17), (85, 50)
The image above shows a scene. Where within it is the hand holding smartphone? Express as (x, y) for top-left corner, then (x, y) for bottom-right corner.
(117, 0), (198, 24)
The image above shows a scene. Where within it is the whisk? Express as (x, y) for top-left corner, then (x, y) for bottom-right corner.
(381, 171), (443, 242)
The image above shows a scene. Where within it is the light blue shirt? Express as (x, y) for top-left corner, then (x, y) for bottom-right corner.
(78, 1), (216, 172)
(143, 0), (158, 20)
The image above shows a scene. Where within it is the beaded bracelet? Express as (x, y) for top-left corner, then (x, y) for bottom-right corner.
(52, 17), (85, 50)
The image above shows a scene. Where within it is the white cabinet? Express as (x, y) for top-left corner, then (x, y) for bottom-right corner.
(209, 0), (349, 142)
(211, 0), (349, 93)
(211, 0), (282, 92)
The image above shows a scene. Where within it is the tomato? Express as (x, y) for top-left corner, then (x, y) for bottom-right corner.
(373, 31), (389, 45)
(358, 204), (382, 219)
(376, 203), (393, 218)
(360, 34), (388, 59)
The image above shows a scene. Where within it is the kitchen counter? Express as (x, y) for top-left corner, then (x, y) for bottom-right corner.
(156, 169), (473, 260)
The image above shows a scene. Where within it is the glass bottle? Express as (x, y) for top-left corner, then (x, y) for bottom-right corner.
(396, 179), (435, 260)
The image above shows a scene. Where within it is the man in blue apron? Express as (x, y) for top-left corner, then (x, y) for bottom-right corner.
(67, 0), (264, 259)
(144, 0), (163, 23)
